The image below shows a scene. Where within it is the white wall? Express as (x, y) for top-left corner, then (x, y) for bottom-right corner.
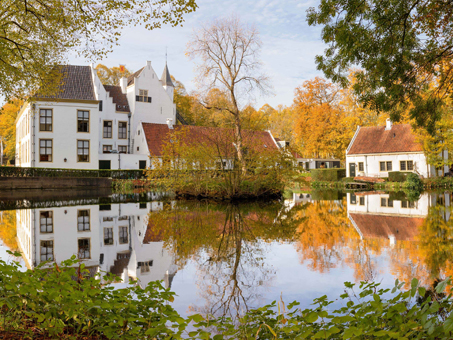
(345, 152), (446, 178)
(126, 62), (176, 137)
(98, 153), (150, 170)
(346, 192), (430, 217)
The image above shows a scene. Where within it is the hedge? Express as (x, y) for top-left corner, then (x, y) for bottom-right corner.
(310, 168), (346, 181)
(0, 166), (145, 179)
(388, 171), (411, 182)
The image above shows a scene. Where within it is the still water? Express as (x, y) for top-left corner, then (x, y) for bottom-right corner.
(0, 190), (451, 318)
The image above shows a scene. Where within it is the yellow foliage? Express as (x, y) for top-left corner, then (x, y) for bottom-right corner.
(0, 211), (18, 252)
(0, 99), (22, 162)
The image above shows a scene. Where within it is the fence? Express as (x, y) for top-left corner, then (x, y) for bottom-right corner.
(0, 166), (145, 179)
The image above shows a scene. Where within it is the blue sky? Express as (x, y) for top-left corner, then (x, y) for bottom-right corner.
(70, 0), (326, 109)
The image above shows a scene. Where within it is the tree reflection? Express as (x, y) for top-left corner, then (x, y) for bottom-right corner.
(294, 195), (453, 291)
(147, 200), (299, 318)
(0, 211), (18, 251)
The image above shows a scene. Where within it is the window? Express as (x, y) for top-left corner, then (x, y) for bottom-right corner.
(139, 203), (147, 209)
(77, 210), (90, 231)
(103, 145), (112, 154)
(380, 198), (393, 207)
(103, 217), (113, 222)
(40, 240), (54, 262)
(400, 160), (414, 171)
(104, 227), (114, 245)
(78, 239), (90, 259)
(402, 201), (415, 208)
(77, 140), (89, 162)
(119, 226), (128, 244)
(138, 260), (153, 273)
(118, 122), (127, 139)
(137, 89), (149, 102)
(77, 110), (89, 132)
(39, 109), (52, 131)
(350, 193), (357, 205)
(359, 197), (365, 206)
(39, 139), (52, 162)
(100, 205), (111, 211)
(137, 146), (139, 151)
(118, 145), (127, 154)
(379, 161), (392, 171)
(40, 211), (53, 233)
(358, 162), (364, 172)
(103, 121), (112, 138)
(118, 216), (128, 221)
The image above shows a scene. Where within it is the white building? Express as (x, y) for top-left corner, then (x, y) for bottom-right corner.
(16, 201), (178, 288)
(345, 119), (448, 178)
(15, 62), (177, 170)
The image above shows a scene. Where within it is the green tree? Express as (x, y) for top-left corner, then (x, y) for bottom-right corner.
(1, 0), (197, 100)
(307, 0), (453, 132)
(95, 64), (132, 86)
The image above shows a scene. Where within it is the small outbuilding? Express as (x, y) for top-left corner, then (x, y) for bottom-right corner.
(346, 119), (448, 178)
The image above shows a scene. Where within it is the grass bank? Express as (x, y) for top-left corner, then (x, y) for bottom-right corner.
(2, 255), (453, 339)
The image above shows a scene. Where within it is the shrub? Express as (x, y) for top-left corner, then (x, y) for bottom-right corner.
(0, 166), (145, 179)
(388, 171), (410, 182)
(405, 172), (423, 189)
(4, 256), (453, 340)
(310, 168), (346, 181)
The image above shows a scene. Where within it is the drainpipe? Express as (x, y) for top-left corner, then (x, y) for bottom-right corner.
(127, 113), (131, 154)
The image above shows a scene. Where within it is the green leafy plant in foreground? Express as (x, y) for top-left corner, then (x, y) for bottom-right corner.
(2, 253), (453, 339)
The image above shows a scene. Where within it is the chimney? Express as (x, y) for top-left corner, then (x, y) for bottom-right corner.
(385, 118), (393, 130)
(120, 77), (127, 94)
(166, 118), (173, 129)
(147, 60), (152, 69)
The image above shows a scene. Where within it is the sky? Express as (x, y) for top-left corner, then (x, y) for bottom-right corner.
(69, 0), (326, 109)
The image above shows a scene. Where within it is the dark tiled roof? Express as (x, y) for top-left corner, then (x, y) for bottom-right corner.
(141, 123), (279, 157)
(36, 65), (96, 101)
(347, 124), (423, 155)
(127, 67), (144, 86)
(161, 64), (174, 87)
(103, 85), (130, 112)
(349, 213), (423, 241)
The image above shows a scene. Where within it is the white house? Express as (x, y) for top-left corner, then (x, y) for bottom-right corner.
(15, 62), (177, 170)
(274, 139), (341, 170)
(346, 119), (448, 178)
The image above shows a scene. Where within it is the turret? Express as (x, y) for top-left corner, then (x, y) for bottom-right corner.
(161, 63), (174, 101)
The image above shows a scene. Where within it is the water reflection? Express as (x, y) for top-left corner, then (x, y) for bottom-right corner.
(15, 201), (177, 289)
(3, 190), (453, 319)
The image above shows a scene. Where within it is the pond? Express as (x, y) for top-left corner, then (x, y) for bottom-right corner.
(0, 189), (451, 319)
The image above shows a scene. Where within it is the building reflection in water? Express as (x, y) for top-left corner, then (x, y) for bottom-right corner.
(15, 200), (178, 289)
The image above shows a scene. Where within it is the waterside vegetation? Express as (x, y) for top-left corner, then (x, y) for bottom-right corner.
(2, 254), (453, 339)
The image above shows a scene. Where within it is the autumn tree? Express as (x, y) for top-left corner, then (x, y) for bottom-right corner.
(266, 104), (296, 144)
(95, 64), (132, 86)
(187, 16), (271, 173)
(0, 99), (22, 162)
(293, 77), (348, 159)
(1, 0), (197, 100)
(0, 211), (18, 252)
(307, 0), (453, 132)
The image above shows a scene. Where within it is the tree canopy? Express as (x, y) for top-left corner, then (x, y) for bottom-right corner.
(95, 64), (132, 86)
(307, 0), (453, 132)
(1, 0), (197, 99)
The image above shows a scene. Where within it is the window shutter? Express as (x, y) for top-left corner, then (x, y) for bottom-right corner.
(147, 97), (152, 103)
(136, 95), (140, 102)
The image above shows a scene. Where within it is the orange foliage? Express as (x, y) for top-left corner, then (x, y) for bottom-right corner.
(0, 211), (18, 251)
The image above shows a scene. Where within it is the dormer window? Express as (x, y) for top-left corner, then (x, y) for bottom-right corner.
(137, 89), (151, 103)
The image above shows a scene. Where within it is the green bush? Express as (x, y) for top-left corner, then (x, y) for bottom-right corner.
(4, 254), (453, 339)
(310, 168), (346, 181)
(405, 172), (423, 189)
(0, 166), (145, 179)
(388, 171), (410, 182)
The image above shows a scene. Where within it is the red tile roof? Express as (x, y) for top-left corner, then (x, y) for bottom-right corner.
(349, 213), (423, 241)
(347, 124), (423, 155)
(142, 123), (279, 157)
(103, 85), (130, 112)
